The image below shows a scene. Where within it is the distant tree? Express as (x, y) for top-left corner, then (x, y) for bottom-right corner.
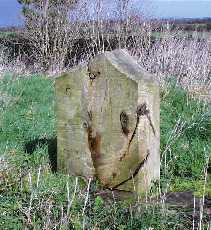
(17, 0), (78, 72)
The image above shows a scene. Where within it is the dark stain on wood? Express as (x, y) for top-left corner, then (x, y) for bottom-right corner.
(120, 111), (129, 136)
(136, 103), (148, 116)
(87, 127), (101, 167)
(137, 103), (156, 136)
(83, 110), (101, 167)
(112, 172), (117, 178)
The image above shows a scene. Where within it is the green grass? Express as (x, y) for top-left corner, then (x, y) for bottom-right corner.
(0, 74), (210, 229)
(160, 84), (211, 198)
(0, 31), (17, 39)
(160, 84), (210, 176)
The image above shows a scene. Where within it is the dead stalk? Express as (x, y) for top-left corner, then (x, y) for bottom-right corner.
(198, 151), (209, 230)
(36, 165), (41, 188)
(82, 178), (92, 216)
(67, 176), (78, 217)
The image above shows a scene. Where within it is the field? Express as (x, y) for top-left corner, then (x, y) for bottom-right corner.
(0, 73), (210, 229)
(152, 31), (211, 40)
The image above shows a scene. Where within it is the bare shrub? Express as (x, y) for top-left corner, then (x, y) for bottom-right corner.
(0, 45), (28, 76)
(18, 0), (80, 73)
(17, 0), (153, 74)
(10, 0), (211, 88)
(135, 29), (211, 88)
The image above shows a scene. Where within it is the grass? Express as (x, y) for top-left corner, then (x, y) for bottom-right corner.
(0, 74), (210, 229)
(0, 31), (17, 39)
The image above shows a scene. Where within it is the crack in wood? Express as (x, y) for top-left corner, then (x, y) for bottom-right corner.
(85, 110), (101, 169)
(112, 151), (150, 190)
(146, 113), (156, 136)
(128, 115), (139, 150)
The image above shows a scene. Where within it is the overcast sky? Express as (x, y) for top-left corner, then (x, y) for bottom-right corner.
(0, 0), (211, 27)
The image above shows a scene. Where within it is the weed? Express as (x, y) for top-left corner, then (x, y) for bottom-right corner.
(0, 75), (210, 229)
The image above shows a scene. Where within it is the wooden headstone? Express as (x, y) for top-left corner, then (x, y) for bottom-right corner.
(56, 49), (160, 194)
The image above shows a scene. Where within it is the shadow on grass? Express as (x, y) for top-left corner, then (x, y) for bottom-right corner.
(24, 137), (57, 172)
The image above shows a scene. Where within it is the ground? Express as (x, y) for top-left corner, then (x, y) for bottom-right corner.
(0, 73), (210, 229)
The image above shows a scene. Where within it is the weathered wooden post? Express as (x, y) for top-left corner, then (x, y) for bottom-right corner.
(56, 49), (160, 194)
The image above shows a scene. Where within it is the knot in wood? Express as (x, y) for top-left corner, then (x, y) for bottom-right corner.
(136, 103), (149, 117)
(88, 71), (101, 81)
(120, 111), (129, 136)
(83, 121), (89, 129)
(89, 73), (96, 80)
(65, 87), (71, 96)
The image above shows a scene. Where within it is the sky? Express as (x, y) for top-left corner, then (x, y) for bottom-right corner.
(0, 0), (22, 27)
(0, 0), (211, 27)
(149, 0), (211, 19)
